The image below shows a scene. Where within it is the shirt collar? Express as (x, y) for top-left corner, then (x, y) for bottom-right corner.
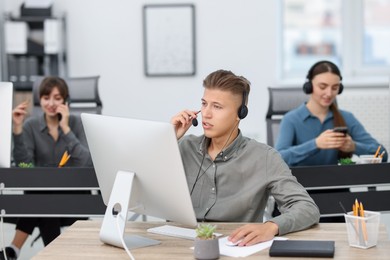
(298, 103), (334, 122)
(38, 114), (64, 135)
(198, 130), (243, 161)
(38, 113), (48, 132)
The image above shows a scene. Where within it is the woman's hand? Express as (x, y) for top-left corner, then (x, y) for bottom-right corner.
(170, 110), (198, 140)
(339, 134), (355, 153)
(315, 129), (347, 149)
(12, 100), (29, 134)
(56, 103), (71, 134)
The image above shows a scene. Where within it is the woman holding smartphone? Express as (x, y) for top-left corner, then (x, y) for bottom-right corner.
(275, 61), (387, 166)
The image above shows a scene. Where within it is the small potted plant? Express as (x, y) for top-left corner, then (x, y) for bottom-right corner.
(18, 162), (34, 168)
(338, 158), (355, 165)
(194, 223), (220, 260)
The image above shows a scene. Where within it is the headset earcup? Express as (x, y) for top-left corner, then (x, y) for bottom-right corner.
(238, 105), (248, 120)
(302, 81), (313, 94)
(338, 83), (344, 94)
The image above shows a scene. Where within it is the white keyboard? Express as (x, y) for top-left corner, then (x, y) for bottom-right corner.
(147, 225), (222, 240)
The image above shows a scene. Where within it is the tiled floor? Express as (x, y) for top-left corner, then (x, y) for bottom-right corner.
(2, 214), (390, 259)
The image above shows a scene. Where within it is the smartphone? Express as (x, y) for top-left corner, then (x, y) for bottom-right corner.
(57, 97), (70, 121)
(333, 126), (348, 135)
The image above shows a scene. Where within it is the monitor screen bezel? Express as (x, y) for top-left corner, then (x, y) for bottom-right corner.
(0, 82), (13, 168)
(81, 113), (197, 227)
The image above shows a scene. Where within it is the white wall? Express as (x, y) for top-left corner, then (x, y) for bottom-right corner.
(4, 0), (388, 144)
(5, 0), (279, 142)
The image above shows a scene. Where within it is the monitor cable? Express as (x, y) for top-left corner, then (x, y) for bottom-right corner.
(116, 212), (135, 260)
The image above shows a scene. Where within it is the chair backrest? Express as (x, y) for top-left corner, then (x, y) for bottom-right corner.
(32, 76), (102, 116)
(266, 87), (308, 147)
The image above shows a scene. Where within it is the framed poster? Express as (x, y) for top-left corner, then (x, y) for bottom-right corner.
(143, 4), (196, 76)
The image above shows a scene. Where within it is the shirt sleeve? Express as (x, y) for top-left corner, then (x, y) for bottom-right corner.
(346, 113), (388, 161)
(265, 148), (320, 235)
(63, 115), (93, 166)
(275, 115), (319, 166)
(12, 120), (36, 165)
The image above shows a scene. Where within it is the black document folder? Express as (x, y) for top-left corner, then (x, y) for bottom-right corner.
(269, 240), (335, 258)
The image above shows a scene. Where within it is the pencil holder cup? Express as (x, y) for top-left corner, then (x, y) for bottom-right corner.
(344, 210), (380, 249)
(356, 155), (382, 164)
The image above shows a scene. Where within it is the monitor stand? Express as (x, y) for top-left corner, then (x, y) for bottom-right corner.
(99, 171), (161, 249)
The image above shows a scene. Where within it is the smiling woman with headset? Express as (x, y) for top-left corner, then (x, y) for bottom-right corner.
(171, 69), (320, 247)
(275, 60), (387, 166)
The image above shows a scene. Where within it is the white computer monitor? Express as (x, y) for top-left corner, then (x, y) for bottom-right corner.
(0, 82), (13, 168)
(81, 113), (197, 249)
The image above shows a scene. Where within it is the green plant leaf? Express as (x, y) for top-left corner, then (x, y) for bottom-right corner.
(195, 223), (217, 239)
(338, 158), (355, 165)
(18, 162), (34, 168)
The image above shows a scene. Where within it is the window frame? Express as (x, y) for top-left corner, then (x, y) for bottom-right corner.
(280, 0), (390, 84)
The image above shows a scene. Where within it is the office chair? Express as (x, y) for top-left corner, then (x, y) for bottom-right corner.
(264, 87), (308, 221)
(32, 75), (102, 116)
(266, 87), (308, 147)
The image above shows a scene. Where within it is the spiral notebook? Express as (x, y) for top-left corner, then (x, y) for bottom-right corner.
(269, 240), (335, 258)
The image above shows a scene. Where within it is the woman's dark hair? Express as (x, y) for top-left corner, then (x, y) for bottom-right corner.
(39, 76), (69, 100)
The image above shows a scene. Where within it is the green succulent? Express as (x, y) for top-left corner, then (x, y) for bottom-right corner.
(338, 158), (355, 165)
(18, 162), (34, 168)
(195, 223), (217, 240)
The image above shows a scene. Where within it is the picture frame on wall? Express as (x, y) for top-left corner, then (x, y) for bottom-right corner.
(143, 4), (196, 77)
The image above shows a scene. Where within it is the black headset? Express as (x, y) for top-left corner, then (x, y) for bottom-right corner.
(238, 91), (248, 119)
(192, 90), (248, 127)
(302, 60), (344, 95)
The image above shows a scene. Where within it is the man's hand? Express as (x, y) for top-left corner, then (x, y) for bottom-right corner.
(170, 110), (198, 140)
(228, 222), (279, 246)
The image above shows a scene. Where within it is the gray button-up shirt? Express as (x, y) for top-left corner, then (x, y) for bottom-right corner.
(178, 131), (319, 235)
(13, 114), (92, 167)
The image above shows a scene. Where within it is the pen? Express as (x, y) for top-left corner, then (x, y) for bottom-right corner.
(374, 145), (381, 158)
(340, 201), (359, 238)
(379, 151), (386, 159)
(58, 150), (71, 167)
(339, 201), (348, 214)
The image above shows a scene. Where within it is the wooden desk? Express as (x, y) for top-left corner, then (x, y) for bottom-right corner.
(32, 220), (390, 259)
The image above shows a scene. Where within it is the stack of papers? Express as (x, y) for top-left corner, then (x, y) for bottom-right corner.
(190, 236), (288, 258)
(218, 236), (288, 258)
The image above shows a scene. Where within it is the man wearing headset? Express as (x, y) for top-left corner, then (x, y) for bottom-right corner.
(171, 69), (319, 246)
(276, 61), (387, 166)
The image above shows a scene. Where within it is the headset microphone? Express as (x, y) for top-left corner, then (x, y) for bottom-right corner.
(192, 110), (201, 127)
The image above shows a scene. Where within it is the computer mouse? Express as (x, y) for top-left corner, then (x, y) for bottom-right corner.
(225, 239), (242, 247)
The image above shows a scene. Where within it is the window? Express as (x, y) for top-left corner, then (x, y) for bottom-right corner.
(282, 0), (390, 79)
(363, 0), (390, 67)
